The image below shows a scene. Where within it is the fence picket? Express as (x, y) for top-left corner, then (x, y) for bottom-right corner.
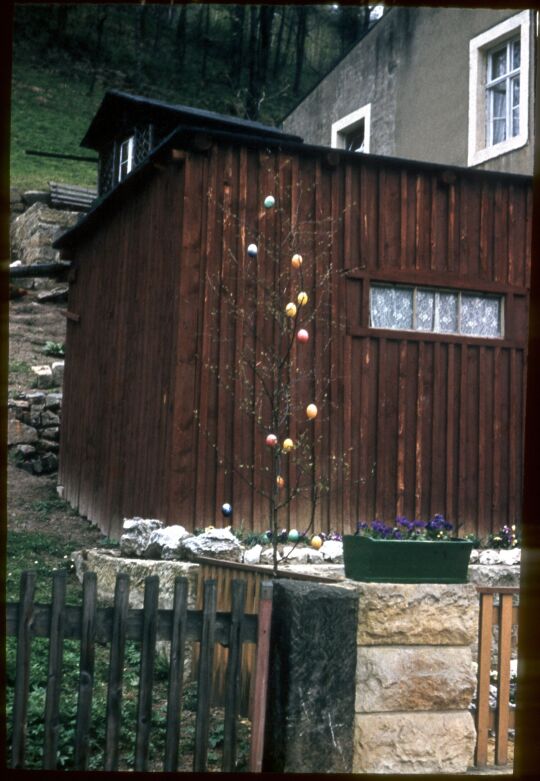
(164, 577), (189, 772)
(475, 591), (494, 767)
(74, 572), (97, 770)
(43, 570), (67, 769)
(104, 573), (130, 771)
(135, 576), (159, 771)
(193, 579), (217, 772)
(249, 581), (273, 772)
(495, 593), (513, 765)
(11, 571), (37, 768)
(222, 580), (247, 771)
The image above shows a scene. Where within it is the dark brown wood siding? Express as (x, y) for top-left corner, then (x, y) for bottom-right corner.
(60, 143), (531, 538)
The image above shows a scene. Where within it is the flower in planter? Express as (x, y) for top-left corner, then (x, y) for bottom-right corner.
(355, 514), (457, 541)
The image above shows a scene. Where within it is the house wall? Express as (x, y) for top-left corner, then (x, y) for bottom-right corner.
(282, 7), (534, 175)
(60, 142), (532, 539)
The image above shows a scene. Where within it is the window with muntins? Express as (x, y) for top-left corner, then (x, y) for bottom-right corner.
(486, 37), (520, 147)
(370, 284), (503, 339)
(118, 136), (134, 182)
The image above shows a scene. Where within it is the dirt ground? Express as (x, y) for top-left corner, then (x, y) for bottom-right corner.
(8, 293), (101, 545)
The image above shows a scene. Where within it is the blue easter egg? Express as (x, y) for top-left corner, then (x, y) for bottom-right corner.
(264, 195), (275, 208)
(247, 243), (258, 257)
(221, 503), (233, 517)
(288, 529), (300, 542)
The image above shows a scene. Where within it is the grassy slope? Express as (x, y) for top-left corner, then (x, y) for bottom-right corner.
(10, 60), (101, 191)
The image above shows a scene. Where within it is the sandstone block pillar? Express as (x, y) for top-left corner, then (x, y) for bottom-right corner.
(352, 582), (479, 774)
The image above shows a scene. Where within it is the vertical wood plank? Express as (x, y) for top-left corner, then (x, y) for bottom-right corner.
(11, 571), (37, 768)
(249, 581), (273, 773)
(475, 592), (494, 767)
(74, 572), (97, 770)
(43, 570), (67, 769)
(104, 574), (130, 772)
(135, 576), (159, 771)
(222, 581), (247, 771)
(495, 593), (513, 765)
(164, 577), (189, 772)
(193, 580), (217, 772)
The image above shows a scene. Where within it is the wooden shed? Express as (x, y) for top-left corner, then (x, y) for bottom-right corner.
(54, 104), (532, 540)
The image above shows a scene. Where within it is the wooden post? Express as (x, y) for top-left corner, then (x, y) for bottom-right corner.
(11, 571), (37, 768)
(248, 581), (273, 773)
(43, 570), (67, 769)
(74, 572), (97, 770)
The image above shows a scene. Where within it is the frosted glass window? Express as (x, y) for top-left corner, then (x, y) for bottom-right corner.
(460, 294), (502, 337)
(370, 284), (502, 338)
(370, 286), (413, 330)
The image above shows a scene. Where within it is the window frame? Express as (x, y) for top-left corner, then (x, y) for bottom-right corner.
(369, 283), (504, 340)
(468, 10), (530, 166)
(331, 103), (371, 153)
(118, 135), (135, 182)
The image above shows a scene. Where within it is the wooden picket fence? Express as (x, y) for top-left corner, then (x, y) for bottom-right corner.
(475, 586), (519, 768)
(6, 570), (272, 772)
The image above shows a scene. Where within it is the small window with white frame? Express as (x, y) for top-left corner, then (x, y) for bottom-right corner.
(468, 10), (530, 166)
(118, 135), (135, 182)
(370, 283), (504, 339)
(331, 103), (371, 153)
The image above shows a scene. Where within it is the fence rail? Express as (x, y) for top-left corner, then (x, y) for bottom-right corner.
(6, 570), (272, 772)
(475, 586), (519, 769)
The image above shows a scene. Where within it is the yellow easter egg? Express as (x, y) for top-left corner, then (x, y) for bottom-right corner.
(311, 535), (323, 550)
(285, 302), (297, 317)
(297, 291), (308, 306)
(282, 438), (294, 453)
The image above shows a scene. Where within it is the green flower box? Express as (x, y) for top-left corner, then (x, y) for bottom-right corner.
(342, 535), (474, 583)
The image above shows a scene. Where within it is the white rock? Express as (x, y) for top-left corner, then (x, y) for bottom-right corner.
(260, 546), (282, 564)
(120, 517), (163, 557)
(478, 549), (502, 565)
(499, 548), (521, 565)
(244, 544), (263, 564)
(320, 540), (344, 563)
(145, 525), (192, 560)
(31, 364), (53, 389)
(469, 548), (480, 564)
(281, 545), (311, 565)
(307, 549), (324, 563)
(180, 527), (244, 562)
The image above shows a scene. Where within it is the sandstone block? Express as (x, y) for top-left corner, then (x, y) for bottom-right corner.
(31, 364), (54, 389)
(8, 418), (39, 445)
(72, 548), (200, 609)
(353, 711), (476, 774)
(356, 646), (475, 712)
(353, 582), (478, 646)
(468, 564), (520, 589)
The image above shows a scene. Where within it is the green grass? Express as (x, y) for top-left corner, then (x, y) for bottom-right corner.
(10, 59), (100, 191)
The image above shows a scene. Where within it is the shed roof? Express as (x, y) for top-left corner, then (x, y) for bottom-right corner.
(81, 89), (303, 149)
(56, 111), (532, 252)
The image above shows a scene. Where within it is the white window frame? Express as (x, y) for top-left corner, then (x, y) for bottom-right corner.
(118, 135), (135, 182)
(468, 10), (530, 166)
(331, 103), (371, 153)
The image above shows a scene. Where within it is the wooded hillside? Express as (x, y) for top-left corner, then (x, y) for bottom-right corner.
(11, 4), (383, 189)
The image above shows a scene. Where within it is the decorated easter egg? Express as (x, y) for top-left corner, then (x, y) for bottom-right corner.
(264, 195), (275, 208)
(291, 253), (303, 269)
(288, 528), (300, 542)
(221, 503), (233, 517)
(306, 403), (318, 419)
(282, 438), (294, 453)
(311, 535), (323, 550)
(297, 329), (309, 343)
(285, 302), (297, 318)
(266, 433), (278, 447)
(297, 291), (308, 306)
(276, 475), (285, 489)
(247, 243), (258, 257)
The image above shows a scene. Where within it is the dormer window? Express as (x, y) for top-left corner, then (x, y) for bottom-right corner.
(118, 136), (134, 181)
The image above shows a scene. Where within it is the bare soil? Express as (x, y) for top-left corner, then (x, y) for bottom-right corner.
(8, 294), (101, 545)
